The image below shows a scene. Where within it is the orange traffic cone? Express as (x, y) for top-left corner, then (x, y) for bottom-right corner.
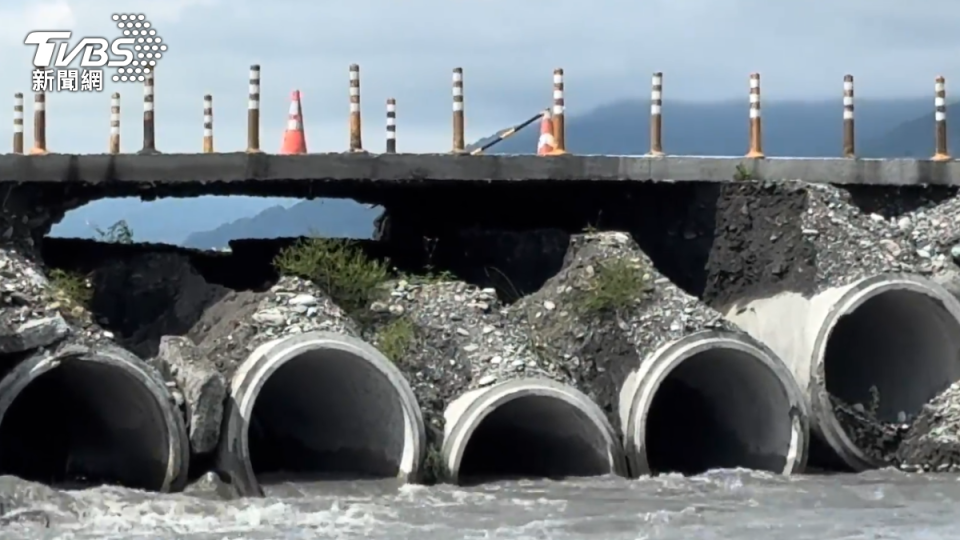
(280, 90), (307, 154)
(537, 110), (560, 155)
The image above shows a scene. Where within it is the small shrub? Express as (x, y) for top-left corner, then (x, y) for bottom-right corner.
(733, 163), (755, 181)
(48, 269), (92, 307)
(575, 258), (653, 315)
(376, 316), (415, 363)
(421, 445), (447, 484)
(272, 238), (389, 316)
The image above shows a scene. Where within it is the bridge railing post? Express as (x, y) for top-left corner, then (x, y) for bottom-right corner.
(203, 94), (213, 153)
(648, 72), (663, 156)
(553, 68), (566, 153)
(247, 65), (260, 152)
(843, 75), (855, 158)
(13, 93), (23, 154)
(746, 72), (764, 158)
(30, 91), (46, 155)
(140, 68), (157, 154)
(933, 76), (950, 161)
(349, 64), (363, 152)
(452, 67), (464, 152)
(386, 98), (396, 153)
(109, 92), (120, 154)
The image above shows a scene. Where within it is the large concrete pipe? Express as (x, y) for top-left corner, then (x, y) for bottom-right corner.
(442, 378), (627, 485)
(620, 330), (808, 476)
(218, 331), (425, 496)
(0, 343), (188, 491)
(725, 274), (960, 471)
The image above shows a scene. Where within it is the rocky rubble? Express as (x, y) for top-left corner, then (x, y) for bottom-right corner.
(509, 231), (734, 432)
(707, 182), (924, 309)
(101, 271), (361, 465)
(800, 184), (926, 281)
(831, 380), (960, 473)
(829, 390), (911, 465)
(890, 196), (960, 471)
(365, 277), (543, 449)
(896, 382), (960, 472)
(0, 247), (113, 354)
(151, 336), (225, 455)
(793, 185), (960, 473)
(828, 189), (960, 472)
(890, 193), (960, 272)
(708, 182), (960, 470)
(193, 275), (359, 378)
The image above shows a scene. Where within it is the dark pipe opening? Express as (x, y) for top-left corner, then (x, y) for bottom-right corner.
(821, 289), (960, 469)
(457, 395), (610, 485)
(0, 361), (170, 490)
(247, 347), (406, 483)
(645, 348), (792, 475)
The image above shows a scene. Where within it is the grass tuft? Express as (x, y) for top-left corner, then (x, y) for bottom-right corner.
(574, 258), (653, 315)
(47, 268), (92, 308)
(375, 316), (415, 364)
(273, 237), (389, 317)
(734, 163), (755, 181)
(420, 445), (447, 484)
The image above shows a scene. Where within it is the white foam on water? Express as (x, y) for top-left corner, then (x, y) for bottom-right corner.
(0, 471), (959, 538)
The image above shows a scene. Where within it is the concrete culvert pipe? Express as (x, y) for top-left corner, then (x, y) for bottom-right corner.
(217, 331), (425, 496)
(441, 378), (627, 485)
(725, 274), (960, 471)
(620, 330), (808, 477)
(0, 344), (189, 492)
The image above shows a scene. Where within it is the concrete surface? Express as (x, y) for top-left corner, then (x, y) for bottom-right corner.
(619, 330), (808, 477)
(442, 378), (627, 484)
(3, 153), (960, 186)
(0, 343), (188, 492)
(724, 274), (960, 471)
(217, 331), (425, 497)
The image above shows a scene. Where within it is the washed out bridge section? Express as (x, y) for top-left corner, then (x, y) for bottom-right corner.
(3, 154), (960, 201)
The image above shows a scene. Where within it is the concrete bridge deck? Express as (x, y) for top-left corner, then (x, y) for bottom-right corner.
(2, 153), (960, 187)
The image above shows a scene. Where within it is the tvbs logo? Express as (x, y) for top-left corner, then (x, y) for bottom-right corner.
(24, 14), (167, 85)
(25, 32), (135, 69)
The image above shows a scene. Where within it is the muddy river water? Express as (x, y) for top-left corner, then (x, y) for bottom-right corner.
(0, 469), (957, 538)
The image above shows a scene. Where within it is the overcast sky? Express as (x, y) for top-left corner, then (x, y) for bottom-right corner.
(1, 0), (957, 155)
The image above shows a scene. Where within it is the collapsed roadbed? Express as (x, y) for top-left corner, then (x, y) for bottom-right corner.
(4, 179), (960, 495)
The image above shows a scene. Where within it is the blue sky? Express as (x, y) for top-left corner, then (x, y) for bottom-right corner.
(0, 0), (957, 241)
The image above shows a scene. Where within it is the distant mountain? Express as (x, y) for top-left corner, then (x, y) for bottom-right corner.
(484, 98), (932, 156)
(79, 98), (944, 247)
(182, 198), (380, 249)
(859, 103), (960, 158)
(51, 196), (298, 244)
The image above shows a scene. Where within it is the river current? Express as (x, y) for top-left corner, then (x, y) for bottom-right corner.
(0, 469), (957, 538)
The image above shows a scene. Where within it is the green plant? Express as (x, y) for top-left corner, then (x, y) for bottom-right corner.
(574, 258), (653, 315)
(399, 266), (457, 286)
(421, 445), (447, 484)
(272, 237), (389, 316)
(376, 316), (415, 363)
(47, 268), (92, 307)
(93, 220), (134, 243)
(733, 163), (755, 181)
